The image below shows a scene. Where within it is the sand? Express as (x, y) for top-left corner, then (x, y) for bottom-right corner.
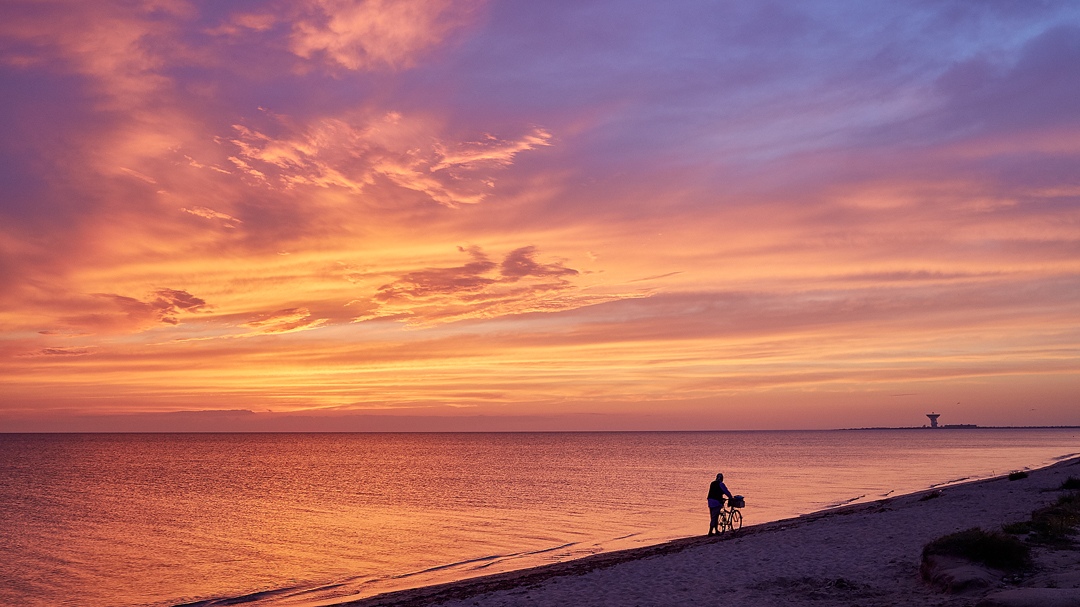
(328, 456), (1080, 607)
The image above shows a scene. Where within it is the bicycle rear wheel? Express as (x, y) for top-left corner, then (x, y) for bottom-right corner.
(730, 509), (743, 530)
(718, 510), (733, 533)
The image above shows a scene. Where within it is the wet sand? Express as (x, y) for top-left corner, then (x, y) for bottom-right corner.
(329, 455), (1080, 607)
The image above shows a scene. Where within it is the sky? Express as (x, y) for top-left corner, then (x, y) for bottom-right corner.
(1, 0), (1079, 431)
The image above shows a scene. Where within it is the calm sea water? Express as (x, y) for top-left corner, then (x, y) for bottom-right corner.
(1, 430), (1078, 607)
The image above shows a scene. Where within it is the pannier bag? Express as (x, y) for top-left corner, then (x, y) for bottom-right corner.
(730, 495), (746, 508)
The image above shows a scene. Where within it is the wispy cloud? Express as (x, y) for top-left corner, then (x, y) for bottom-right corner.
(243, 307), (329, 335)
(431, 129), (552, 171)
(222, 112), (551, 208)
(181, 206), (243, 228)
(24, 347), (95, 357)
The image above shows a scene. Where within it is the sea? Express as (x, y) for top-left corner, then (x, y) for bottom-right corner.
(2, 429), (1078, 607)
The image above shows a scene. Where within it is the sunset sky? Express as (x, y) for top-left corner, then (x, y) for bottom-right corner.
(2, 1), (1079, 431)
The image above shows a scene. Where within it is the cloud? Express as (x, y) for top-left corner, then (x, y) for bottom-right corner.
(374, 245), (578, 303)
(57, 288), (207, 332)
(360, 245), (632, 325)
(106, 289), (205, 326)
(431, 129), (552, 171)
(118, 167), (158, 184)
(629, 272), (682, 283)
(242, 307), (328, 335)
(226, 111), (551, 207)
(0, 2), (188, 109)
(166, 307), (332, 342)
(153, 288), (207, 313)
(289, 0), (482, 71)
(181, 206), (242, 228)
(25, 347), (94, 357)
(499, 245), (578, 281)
(374, 245), (498, 301)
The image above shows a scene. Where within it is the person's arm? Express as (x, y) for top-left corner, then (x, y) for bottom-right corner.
(721, 482), (733, 499)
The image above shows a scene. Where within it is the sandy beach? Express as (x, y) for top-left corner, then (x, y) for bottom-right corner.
(332, 455), (1080, 607)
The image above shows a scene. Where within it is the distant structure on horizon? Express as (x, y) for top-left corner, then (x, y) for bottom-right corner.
(924, 412), (977, 429)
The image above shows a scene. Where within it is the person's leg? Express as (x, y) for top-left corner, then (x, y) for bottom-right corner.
(709, 506), (721, 535)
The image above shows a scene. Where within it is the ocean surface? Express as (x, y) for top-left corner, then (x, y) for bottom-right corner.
(2, 429), (1078, 607)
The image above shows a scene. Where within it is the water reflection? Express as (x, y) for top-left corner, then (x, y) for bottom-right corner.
(0, 429), (1077, 607)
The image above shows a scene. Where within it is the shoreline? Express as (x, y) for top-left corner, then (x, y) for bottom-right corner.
(317, 454), (1080, 607)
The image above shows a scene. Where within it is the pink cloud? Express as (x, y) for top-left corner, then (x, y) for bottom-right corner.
(0, 1), (190, 108)
(289, 0), (483, 71)
(430, 129), (552, 171)
(226, 111), (551, 207)
(360, 245), (638, 325)
(45, 289), (208, 334)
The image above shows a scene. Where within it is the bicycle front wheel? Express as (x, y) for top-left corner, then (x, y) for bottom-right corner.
(730, 509), (743, 530)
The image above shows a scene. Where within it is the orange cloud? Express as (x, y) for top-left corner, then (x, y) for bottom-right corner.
(242, 307), (329, 335)
(289, 0), (482, 70)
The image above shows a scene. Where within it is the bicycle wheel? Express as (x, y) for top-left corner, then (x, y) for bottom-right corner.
(718, 510), (732, 533)
(730, 509), (743, 531)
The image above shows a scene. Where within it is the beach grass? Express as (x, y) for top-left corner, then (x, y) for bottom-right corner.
(1000, 485), (1080, 544)
(1060, 476), (1080, 490)
(921, 528), (1031, 571)
(1031, 492), (1080, 542)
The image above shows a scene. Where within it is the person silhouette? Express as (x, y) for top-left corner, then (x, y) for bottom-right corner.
(707, 472), (733, 536)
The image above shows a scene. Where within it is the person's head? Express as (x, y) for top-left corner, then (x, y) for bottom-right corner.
(716, 473), (724, 482)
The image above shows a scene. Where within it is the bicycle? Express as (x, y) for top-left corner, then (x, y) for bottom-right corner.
(717, 504), (743, 533)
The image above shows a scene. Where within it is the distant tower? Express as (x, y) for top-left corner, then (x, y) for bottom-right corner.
(926, 413), (940, 428)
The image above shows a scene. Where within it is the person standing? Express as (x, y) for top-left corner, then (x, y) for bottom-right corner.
(707, 472), (733, 536)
